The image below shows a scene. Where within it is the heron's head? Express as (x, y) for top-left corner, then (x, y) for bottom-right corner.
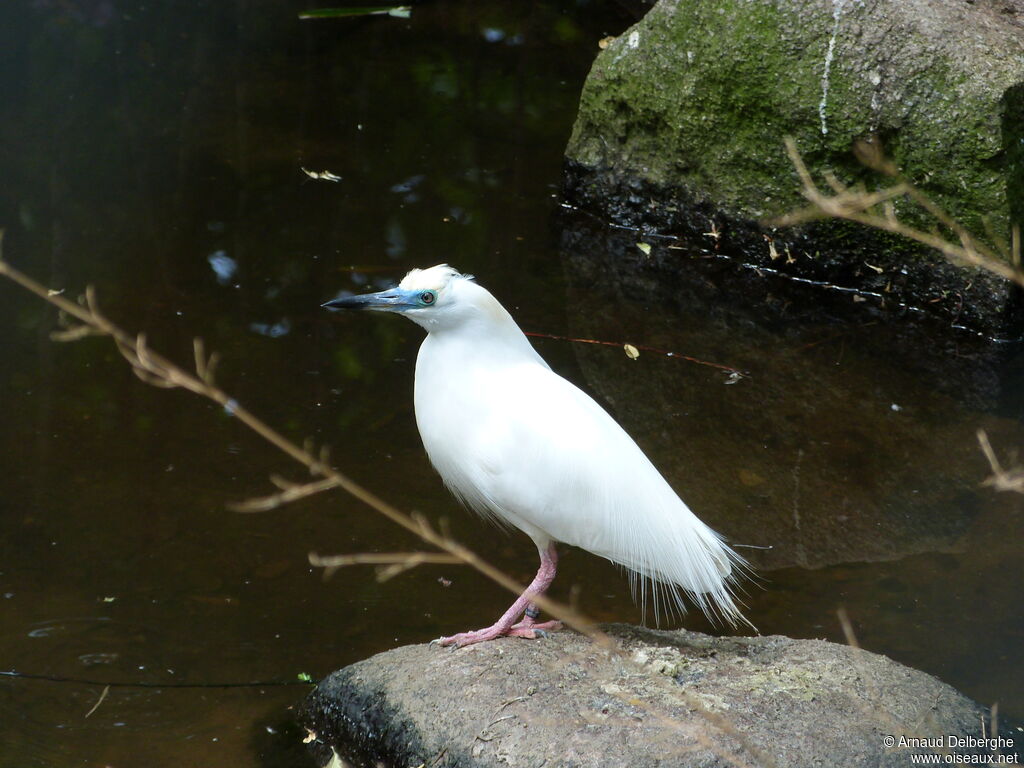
(323, 264), (491, 331)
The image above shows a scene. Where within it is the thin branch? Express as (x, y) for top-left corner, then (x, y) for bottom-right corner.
(977, 429), (1024, 493)
(229, 476), (342, 513)
(84, 684), (110, 718)
(524, 331), (747, 377)
(777, 137), (1024, 288)
(308, 551), (463, 582)
(0, 253), (608, 648)
(776, 147), (1024, 498)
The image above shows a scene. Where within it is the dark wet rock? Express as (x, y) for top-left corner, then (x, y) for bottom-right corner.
(299, 624), (1018, 768)
(562, 0), (1024, 338)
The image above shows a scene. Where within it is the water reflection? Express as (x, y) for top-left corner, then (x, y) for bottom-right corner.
(209, 252), (239, 286)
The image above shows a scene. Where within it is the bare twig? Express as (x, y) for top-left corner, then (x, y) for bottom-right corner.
(977, 430), (1024, 493)
(229, 476), (342, 513)
(308, 551), (462, 582)
(523, 331), (747, 378)
(836, 606), (860, 650)
(776, 137), (1024, 288)
(0, 253), (608, 648)
(84, 684), (110, 718)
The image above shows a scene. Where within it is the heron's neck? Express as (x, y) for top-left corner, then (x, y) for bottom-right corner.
(421, 297), (545, 368)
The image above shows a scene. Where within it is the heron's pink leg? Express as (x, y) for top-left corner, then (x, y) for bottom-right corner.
(438, 543), (562, 647)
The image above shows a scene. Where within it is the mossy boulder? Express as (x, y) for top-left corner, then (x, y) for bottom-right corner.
(563, 0), (1024, 337)
(299, 624), (1019, 768)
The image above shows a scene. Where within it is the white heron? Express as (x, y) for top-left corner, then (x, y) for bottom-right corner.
(324, 265), (750, 646)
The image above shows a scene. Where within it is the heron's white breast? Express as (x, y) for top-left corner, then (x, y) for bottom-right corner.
(413, 330), (656, 538)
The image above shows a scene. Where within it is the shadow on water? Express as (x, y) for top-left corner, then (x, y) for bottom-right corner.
(0, 1), (1021, 766)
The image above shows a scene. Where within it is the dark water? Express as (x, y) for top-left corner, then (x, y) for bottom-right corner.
(0, 1), (1021, 765)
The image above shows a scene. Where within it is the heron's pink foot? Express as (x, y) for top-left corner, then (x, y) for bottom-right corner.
(508, 598), (563, 636)
(507, 622), (562, 639)
(438, 618), (561, 647)
(437, 629), (495, 647)
(436, 544), (560, 648)
(437, 625), (517, 647)
(510, 614), (563, 637)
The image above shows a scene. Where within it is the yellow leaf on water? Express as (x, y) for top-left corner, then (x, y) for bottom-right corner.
(624, 344), (640, 361)
(636, 242), (652, 257)
(301, 167), (342, 182)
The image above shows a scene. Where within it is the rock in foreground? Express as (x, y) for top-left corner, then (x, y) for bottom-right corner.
(299, 624), (1016, 767)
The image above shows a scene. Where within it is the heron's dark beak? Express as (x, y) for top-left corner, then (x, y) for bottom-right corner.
(322, 288), (414, 312)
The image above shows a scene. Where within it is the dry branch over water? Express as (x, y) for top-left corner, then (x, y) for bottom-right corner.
(777, 137), (1023, 289)
(0, 245), (603, 647)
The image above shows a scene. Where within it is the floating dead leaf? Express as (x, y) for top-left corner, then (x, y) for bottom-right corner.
(864, 262), (884, 274)
(598, 36), (616, 49)
(623, 344), (640, 361)
(303, 727), (317, 744)
(301, 167), (342, 182)
(636, 242), (651, 257)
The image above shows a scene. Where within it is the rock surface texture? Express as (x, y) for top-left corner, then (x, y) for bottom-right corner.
(563, 0), (1024, 337)
(299, 624), (1017, 768)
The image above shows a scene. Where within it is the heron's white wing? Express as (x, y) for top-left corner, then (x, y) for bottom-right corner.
(450, 361), (746, 625)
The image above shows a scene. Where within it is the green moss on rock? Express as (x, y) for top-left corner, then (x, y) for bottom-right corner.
(564, 0), (1024, 335)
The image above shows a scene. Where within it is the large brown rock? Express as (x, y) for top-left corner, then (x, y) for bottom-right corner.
(299, 624), (1017, 767)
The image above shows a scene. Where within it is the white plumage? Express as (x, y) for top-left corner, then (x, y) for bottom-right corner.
(325, 265), (749, 646)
